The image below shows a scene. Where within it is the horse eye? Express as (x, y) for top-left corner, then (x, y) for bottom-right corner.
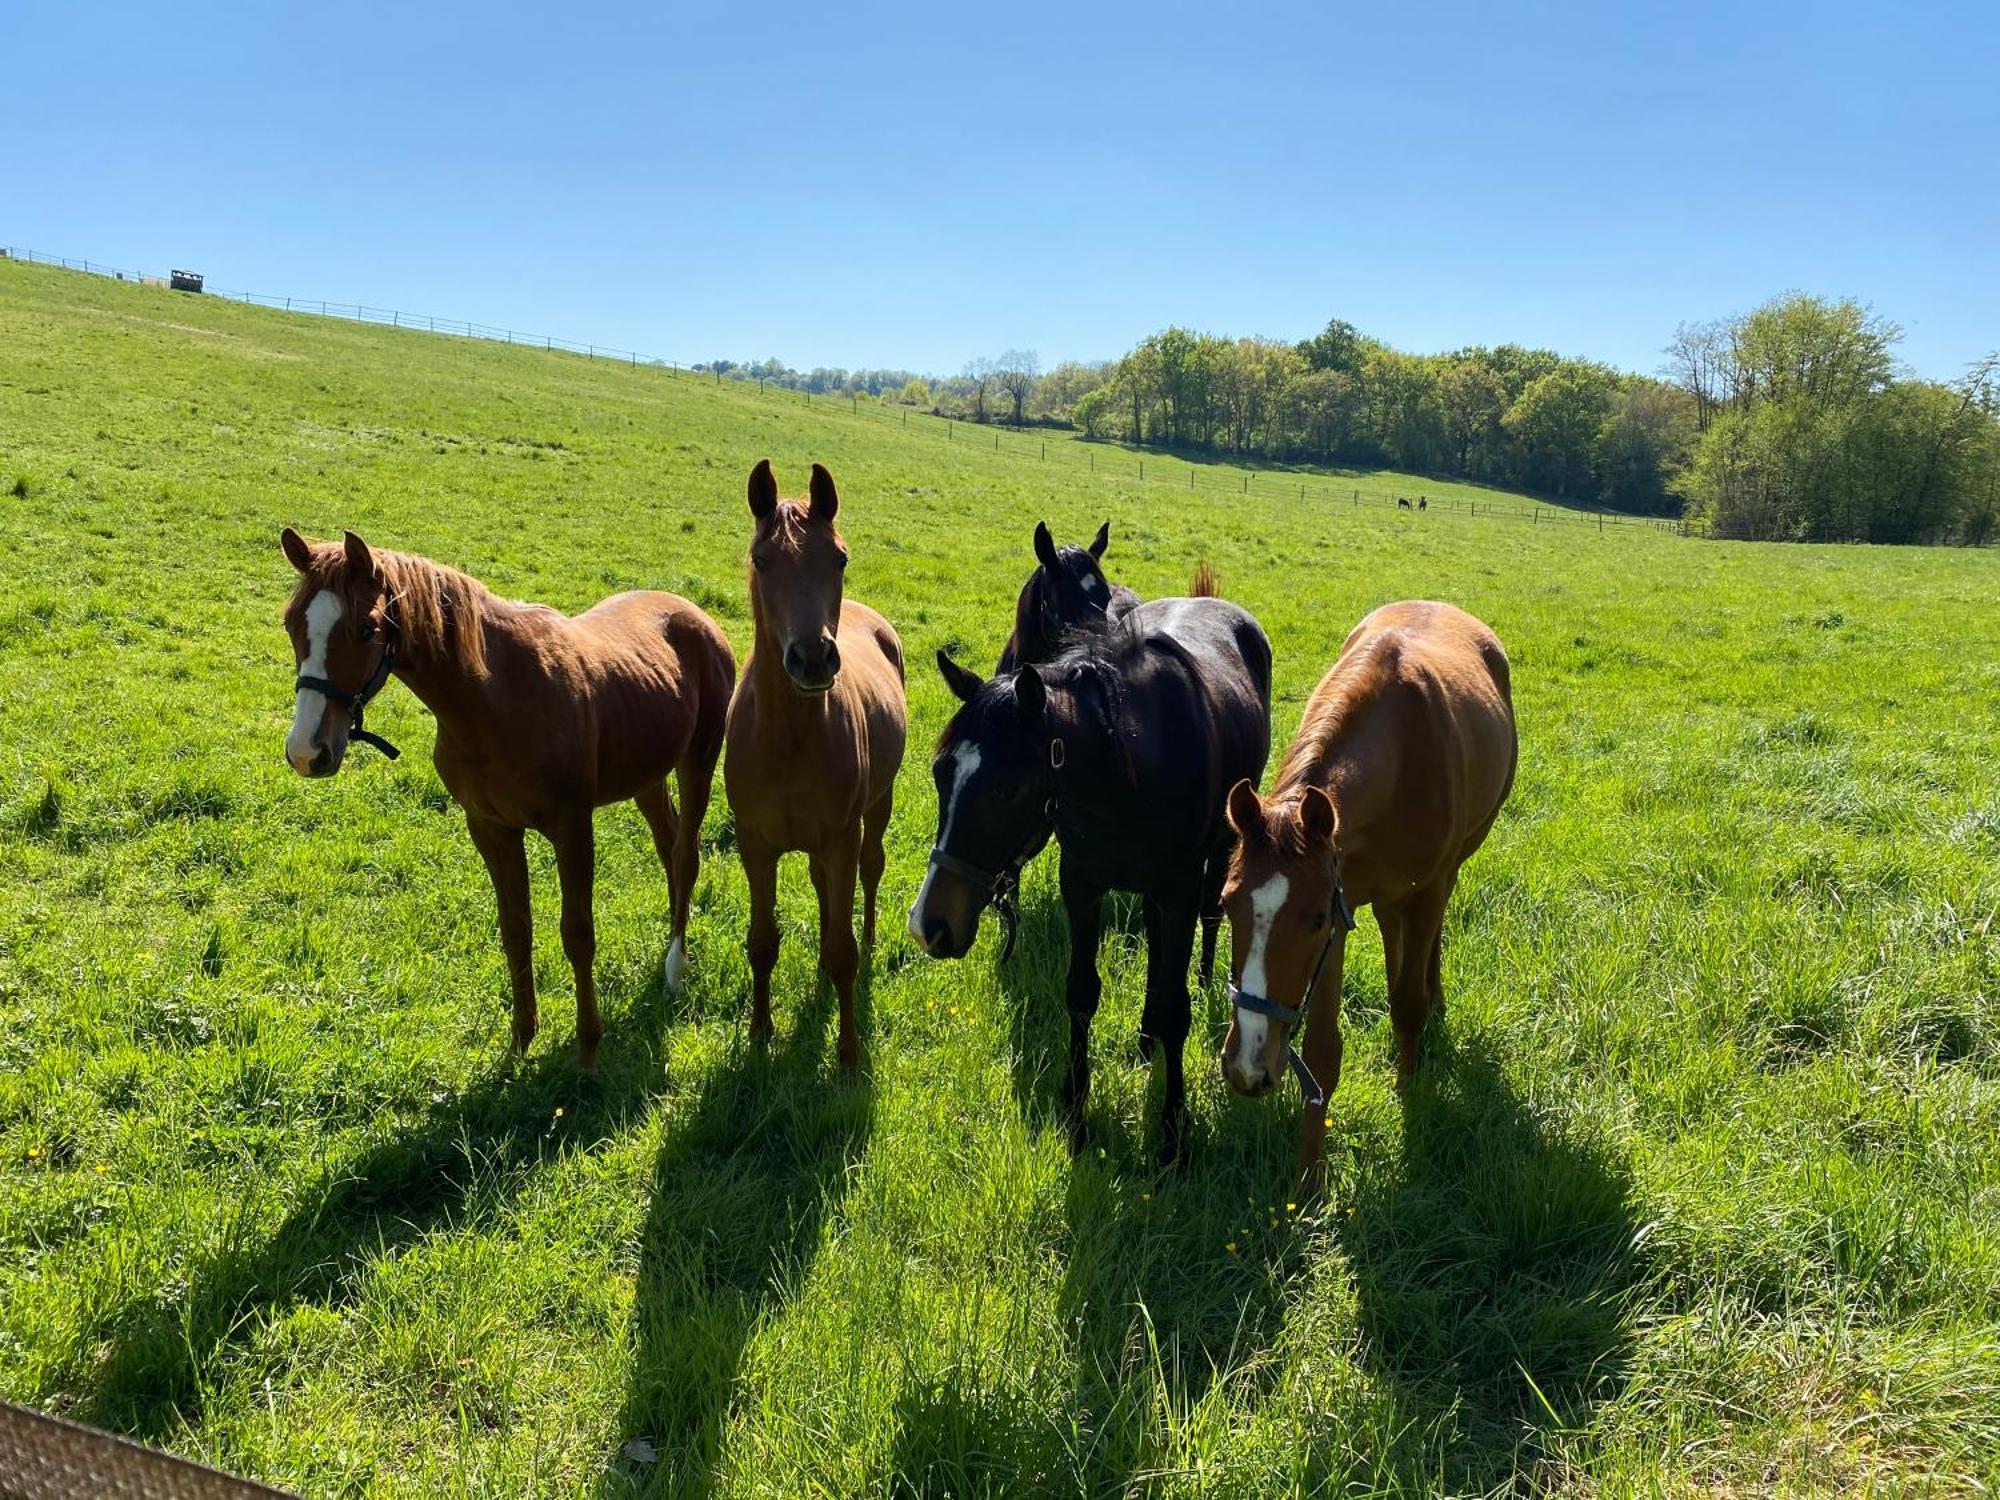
(751, 553), (768, 573)
(1308, 910), (1328, 931)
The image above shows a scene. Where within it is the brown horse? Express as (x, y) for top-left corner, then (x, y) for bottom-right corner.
(1217, 600), (1516, 1184)
(280, 528), (735, 1066)
(723, 461), (906, 1073)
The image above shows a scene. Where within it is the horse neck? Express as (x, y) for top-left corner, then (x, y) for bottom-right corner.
(390, 601), (508, 728)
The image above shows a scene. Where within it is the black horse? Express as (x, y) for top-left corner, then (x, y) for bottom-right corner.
(909, 578), (1272, 1163)
(995, 521), (1141, 671)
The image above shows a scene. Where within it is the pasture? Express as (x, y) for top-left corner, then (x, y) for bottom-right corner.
(2, 257), (1998, 1496)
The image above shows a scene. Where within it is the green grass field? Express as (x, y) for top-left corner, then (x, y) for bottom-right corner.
(2, 257), (1997, 1497)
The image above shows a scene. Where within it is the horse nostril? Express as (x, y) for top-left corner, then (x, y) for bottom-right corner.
(923, 918), (952, 957)
(823, 640), (840, 675)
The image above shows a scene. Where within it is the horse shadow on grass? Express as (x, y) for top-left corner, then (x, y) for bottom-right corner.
(605, 974), (873, 1500)
(1333, 1028), (1643, 1491)
(892, 883), (1303, 1493)
(87, 967), (681, 1441)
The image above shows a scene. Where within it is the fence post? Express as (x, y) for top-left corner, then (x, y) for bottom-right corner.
(948, 421), (953, 440)
(1242, 476), (1247, 495)
(1040, 441), (1044, 459)
(1139, 461), (1144, 480)
(1089, 451), (1093, 472)
(1189, 469), (1194, 489)
(1353, 490), (1359, 507)
(995, 433), (999, 451)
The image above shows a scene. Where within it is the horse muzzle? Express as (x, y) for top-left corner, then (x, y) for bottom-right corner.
(783, 639), (840, 693)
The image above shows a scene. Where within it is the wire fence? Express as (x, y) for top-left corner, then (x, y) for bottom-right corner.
(2, 243), (1686, 538)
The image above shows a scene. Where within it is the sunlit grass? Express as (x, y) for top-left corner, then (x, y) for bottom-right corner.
(2, 258), (1997, 1496)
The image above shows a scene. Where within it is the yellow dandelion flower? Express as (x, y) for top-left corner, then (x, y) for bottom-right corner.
(553, 1106), (565, 1119)
(94, 1164), (108, 1174)
(1225, 1242), (1237, 1254)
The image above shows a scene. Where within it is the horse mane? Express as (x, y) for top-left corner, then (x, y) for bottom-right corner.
(285, 542), (490, 675)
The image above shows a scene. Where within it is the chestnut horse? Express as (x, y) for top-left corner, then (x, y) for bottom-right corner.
(996, 520), (1140, 672)
(1218, 600), (1515, 1184)
(280, 528), (734, 1066)
(724, 461), (906, 1073)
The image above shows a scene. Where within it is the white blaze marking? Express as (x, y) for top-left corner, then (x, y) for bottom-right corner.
(907, 742), (983, 943)
(663, 935), (686, 993)
(1232, 872), (1291, 1078)
(286, 590), (342, 771)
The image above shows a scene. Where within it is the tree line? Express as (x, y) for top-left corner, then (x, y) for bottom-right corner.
(694, 294), (1999, 544)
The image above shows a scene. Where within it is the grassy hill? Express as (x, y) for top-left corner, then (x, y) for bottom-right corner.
(2, 257), (1997, 1496)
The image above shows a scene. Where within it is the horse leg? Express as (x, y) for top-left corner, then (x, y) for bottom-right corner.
(859, 786), (893, 956)
(1425, 870), (1459, 1019)
(633, 781), (684, 994)
(740, 835), (780, 1047)
(551, 813), (602, 1069)
(1294, 933), (1350, 1194)
(1058, 852), (1105, 1152)
(1141, 881), (1201, 1167)
(810, 827), (863, 1076)
(467, 815), (536, 1053)
(667, 733), (721, 991)
(1198, 845), (1226, 988)
(1388, 882), (1451, 1090)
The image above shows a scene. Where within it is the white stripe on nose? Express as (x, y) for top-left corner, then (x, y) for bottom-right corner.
(1230, 872), (1290, 1084)
(286, 590), (342, 772)
(908, 742), (982, 944)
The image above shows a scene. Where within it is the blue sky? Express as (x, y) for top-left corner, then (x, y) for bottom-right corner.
(9, 1), (1996, 380)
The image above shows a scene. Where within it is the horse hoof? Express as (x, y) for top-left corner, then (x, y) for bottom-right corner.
(663, 937), (686, 994)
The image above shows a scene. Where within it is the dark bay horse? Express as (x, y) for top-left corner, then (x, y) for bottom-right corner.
(995, 520), (1140, 671)
(1219, 600), (1516, 1186)
(724, 460), (906, 1074)
(280, 528), (735, 1066)
(910, 572), (1271, 1162)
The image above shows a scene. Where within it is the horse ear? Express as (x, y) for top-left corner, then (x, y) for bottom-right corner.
(1299, 786), (1340, 847)
(1033, 521), (1059, 571)
(342, 530), (376, 577)
(1090, 521), (1110, 559)
(748, 459), (778, 520)
(1227, 778), (1264, 840)
(936, 649), (981, 704)
(808, 463), (839, 523)
(1012, 665), (1046, 725)
(280, 526), (313, 573)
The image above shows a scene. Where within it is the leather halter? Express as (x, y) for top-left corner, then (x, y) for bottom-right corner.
(1227, 881), (1356, 1108)
(294, 614), (402, 761)
(924, 736), (1063, 960)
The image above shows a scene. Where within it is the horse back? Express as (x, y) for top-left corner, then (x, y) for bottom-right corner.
(1309, 601), (1515, 889)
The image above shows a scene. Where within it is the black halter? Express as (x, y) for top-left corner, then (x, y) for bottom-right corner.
(924, 737), (1062, 960)
(294, 619), (402, 761)
(1227, 882), (1357, 1108)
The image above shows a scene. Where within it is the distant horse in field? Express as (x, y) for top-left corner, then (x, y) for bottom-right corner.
(1397, 497), (1412, 510)
(1418, 497), (1428, 511)
(1218, 600), (1515, 1185)
(280, 528), (734, 1066)
(996, 520), (1141, 671)
(724, 460), (906, 1074)
(911, 568), (1271, 1163)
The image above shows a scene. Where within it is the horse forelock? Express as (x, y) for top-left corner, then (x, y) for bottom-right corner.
(285, 543), (489, 675)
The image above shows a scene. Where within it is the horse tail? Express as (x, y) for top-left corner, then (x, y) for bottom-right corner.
(1190, 561), (1220, 598)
